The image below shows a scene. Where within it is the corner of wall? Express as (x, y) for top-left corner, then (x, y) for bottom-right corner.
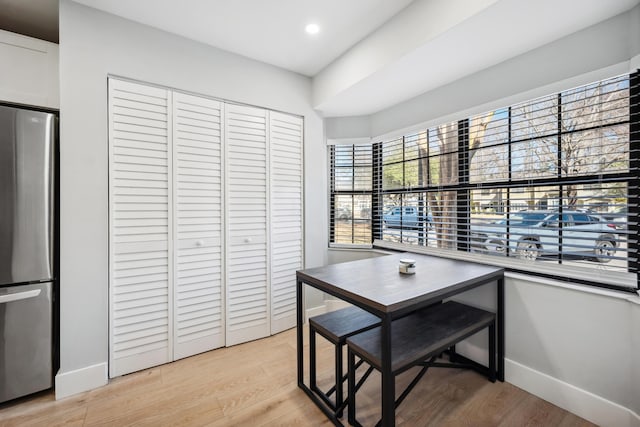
(631, 54), (640, 72)
(54, 362), (108, 400)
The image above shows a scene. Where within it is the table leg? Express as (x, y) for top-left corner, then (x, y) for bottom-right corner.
(381, 315), (394, 427)
(297, 277), (304, 387)
(497, 277), (505, 382)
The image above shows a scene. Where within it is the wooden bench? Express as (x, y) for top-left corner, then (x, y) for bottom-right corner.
(309, 305), (380, 419)
(346, 301), (496, 426)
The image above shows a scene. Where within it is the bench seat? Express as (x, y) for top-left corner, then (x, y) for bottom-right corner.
(347, 301), (495, 374)
(346, 301), (496, 426)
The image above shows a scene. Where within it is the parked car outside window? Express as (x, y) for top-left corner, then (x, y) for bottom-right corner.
(470, 210), (619, 263)
(383, 206), (432, 228)
(336, 207), (351, 221)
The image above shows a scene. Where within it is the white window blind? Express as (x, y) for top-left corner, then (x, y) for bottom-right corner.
(329, 144), (373, 245)
(329, 72), (640, 291)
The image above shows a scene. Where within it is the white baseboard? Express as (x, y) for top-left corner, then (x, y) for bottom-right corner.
(325, 299), (350, 311)
(55, 362), (108, 400)
(506, 359), (640, 427)
(305, 304), (326, 323)
(305, 299), (352, 322)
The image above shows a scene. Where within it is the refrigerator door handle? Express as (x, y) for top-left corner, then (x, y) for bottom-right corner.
(0, 289), (41, 304)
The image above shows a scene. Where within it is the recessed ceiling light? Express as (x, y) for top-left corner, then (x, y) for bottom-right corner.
(305, 23), (320, 35)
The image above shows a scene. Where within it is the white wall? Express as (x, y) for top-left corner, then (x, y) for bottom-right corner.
(505, 277), (639, 423)
(57, 0), (326, 398)
(325, 115), (371, 141)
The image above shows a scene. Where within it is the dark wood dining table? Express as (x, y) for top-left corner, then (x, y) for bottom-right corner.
(296, 252), (505, 427)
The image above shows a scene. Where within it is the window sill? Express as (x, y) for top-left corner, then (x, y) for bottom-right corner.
(372, 239), (638, 293)
(505, 271), (640, 300)
(328, 243), (373, 250)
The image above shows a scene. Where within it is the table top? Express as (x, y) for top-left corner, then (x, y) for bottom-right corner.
(297, 253), (503, 316)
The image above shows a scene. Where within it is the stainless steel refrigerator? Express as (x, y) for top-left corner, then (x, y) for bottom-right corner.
(0, 105), (56, 403)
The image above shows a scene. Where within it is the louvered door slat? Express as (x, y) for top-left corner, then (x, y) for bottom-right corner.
(109, 78), (172, 377)
(225, 104), (269, 346)
(270, 112), (303, 334)
(173, 92), (224, 360)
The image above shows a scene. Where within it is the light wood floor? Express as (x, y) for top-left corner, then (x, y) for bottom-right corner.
(0, 328), (595, 427)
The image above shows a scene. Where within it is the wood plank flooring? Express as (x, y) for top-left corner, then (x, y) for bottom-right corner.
(0, 328), (595, 426)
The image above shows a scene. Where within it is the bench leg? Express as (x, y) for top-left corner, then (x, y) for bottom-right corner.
(489, 321), (496, 383)
(348, 347), (357, 425)
(310, 326), (317, 390)
(335, 343), (344, 417)
(449, 344), (457, 362)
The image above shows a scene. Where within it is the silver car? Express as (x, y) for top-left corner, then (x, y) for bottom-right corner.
(470, 210), (619, 263)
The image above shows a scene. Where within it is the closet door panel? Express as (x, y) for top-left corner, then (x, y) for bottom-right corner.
(173, 92), (224, 359)
(225, 104), (269, 346)
(109, 78), (172, 377)
(269, 112), (303, 334)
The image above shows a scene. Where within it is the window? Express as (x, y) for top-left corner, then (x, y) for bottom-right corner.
(329, 72), (639, 291)
(329, 144), (373, 244)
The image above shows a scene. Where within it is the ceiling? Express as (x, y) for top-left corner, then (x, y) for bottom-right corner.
(314, 0), (640, 116)
(72, 0), (414, 77)
(1, 0), (638, 117)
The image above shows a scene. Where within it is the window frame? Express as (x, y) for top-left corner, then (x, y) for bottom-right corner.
(328, 71), (639, 292)
(329, 143), (374, 247)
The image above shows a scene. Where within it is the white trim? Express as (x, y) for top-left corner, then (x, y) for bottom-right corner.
(506, 359), (640, 427)
(329, 243), (373, 250)
(328, 247), (394, 255)
(304, 299), (352, 323)
(373, 239), (637, 290)
(55, 363), (108, 400)
(305, 304), (326, 323)
(107, 79), (115, 379)
(506, 271), (640, 300)
(325, 298), (350, 312)
(327, 245), (639, 297)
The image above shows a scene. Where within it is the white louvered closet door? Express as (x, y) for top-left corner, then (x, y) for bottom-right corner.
(108, 79), (172, 377)
(269, 112), (303, 334)
(172, 92), (224, 359)
(225, 104), (270, 346)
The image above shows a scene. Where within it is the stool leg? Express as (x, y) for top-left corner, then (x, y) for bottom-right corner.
(449, 344), (457, 362)
(489, 321), (496, 383)
(348, 347), (356, 425)
(335, 343), (344, 417)
(310, 327), (317, 390)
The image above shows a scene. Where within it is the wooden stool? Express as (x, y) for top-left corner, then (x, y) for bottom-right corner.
(309, 305), (380, 418)
(346, 301), (496, 426)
